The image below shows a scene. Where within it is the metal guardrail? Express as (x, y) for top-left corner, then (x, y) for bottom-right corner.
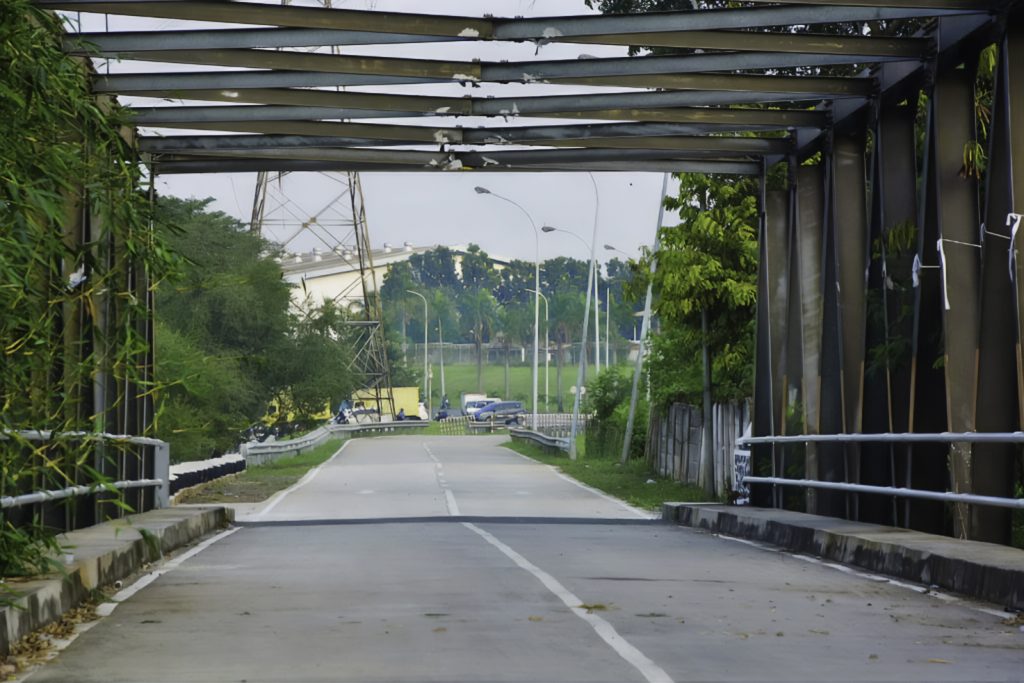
(1, 480), (164, 509)
(509, 428), (570, 452)
(241, 421), (429, 466)
(737, 432), (1024, 511)
(0, 430), (170, 530)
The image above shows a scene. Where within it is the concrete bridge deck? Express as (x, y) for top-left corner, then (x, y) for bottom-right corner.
(23, 436), (1024, 682)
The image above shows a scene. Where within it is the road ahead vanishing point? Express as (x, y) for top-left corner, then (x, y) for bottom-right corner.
(26, 437), (1023, 682)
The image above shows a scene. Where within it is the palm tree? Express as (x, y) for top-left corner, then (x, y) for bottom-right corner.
(458, 288), (498, 392)
(498, 302), (532, 399)
(549, 291), (585, 412)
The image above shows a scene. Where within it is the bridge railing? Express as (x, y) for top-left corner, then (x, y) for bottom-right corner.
(738, 432), (1024, 511)
(240, 420), (429, 466)
(0, 430), (169, 534)
(508, 427), (569, 454)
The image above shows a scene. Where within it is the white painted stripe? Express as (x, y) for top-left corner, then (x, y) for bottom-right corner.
(506, 449), (656, 520)
(253, 439), (351, 520)
(445, 489), (461, 516)
(464, 522), (674, 683)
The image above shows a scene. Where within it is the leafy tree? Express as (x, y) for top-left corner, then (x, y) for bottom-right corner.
(550, 291), (586, 411)
(542, 256), (590, 294)
(267, 301), (358, 421)
(153, 196), (361, 459)
(494, 259), (536, 306)
(380, 261), (420, 362)
(409, 246), (459, 290)
(641, 172), (761, 406)
(460, 243), (500, 292)
(497, 303), (534, 398)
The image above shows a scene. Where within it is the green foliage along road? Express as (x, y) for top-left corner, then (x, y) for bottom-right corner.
(153, 197), (359, 462)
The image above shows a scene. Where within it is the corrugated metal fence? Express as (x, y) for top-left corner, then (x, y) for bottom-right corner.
(646, 401), (751, 497)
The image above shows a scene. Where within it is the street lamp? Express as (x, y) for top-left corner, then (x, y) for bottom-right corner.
(406, 290), (428, 418)
(541, 226), (600, 375)
(526, 288), (549, 412)
(474, 186), (541, 428)
(603, 244), (632, 368)
(604, 244), (631, 259)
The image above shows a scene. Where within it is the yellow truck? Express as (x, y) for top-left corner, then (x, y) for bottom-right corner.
(351, 386), (423, 420)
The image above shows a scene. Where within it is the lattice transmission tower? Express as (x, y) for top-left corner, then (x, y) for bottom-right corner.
(249, 0), (394, 418)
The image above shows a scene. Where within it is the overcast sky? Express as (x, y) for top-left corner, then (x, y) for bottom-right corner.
(75, 0), (675, 264)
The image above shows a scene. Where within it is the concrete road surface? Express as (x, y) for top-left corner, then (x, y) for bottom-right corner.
(26, 436), (1024, 682)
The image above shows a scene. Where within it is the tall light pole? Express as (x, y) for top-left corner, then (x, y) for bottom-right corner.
(541, 225), (600, 373)
(527, 288), (549, 412)
(604, 244), (632, 368)
(621, 173), (670, 464)
(474, 186), (540, 427)
(406, 289), (428, 418)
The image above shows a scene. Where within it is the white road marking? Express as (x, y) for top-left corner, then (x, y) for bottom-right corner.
(464, 522), (674, 683)
(253, 439), (351, 520)
(425, 442), (460, 515)
(505, 448), (656, 519)
(445, 489), (462, 516)
(712, 533), (1015, 619)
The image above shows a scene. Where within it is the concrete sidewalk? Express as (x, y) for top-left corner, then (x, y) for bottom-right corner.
(0, 506), (230, 656)
(664, 503), (1024, 612)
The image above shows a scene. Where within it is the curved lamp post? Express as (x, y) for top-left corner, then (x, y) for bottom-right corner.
(526, 288), (549, 412)
(474, 186), (540, 428)
(541, 226), (600, 374)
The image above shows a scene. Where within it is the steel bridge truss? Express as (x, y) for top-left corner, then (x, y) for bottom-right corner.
(41, 0), (1024, 542)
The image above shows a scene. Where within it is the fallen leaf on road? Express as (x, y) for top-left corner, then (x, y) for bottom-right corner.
(927, 659), (952, 664)
(528, 616), (543, 622)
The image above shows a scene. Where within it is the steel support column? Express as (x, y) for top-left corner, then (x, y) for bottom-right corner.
(817, 150), (848, 517)
(908, 98), (951, 535)
(932, 62), (981, 539)
(974, 26), (1022, 544)
(829, 133), (871, 519)
(795, 165), (826, 513)
(751, 171), (775, 508)
(765, 189), (792, 507)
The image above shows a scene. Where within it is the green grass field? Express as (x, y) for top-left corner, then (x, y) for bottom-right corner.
(424, 362), (630, 412)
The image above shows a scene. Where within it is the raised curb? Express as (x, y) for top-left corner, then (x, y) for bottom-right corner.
(0, 506), (231, 656)
(664, 503), (1024, 611)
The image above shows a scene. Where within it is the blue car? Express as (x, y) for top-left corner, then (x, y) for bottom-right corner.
(473, 401), (526, 424)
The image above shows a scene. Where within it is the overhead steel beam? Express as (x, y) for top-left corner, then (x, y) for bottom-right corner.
(119, 87), (834, 117)
(155, 146), (758, 168)
(492, 5), (985, 39)
(109, 48), (921, 83)
(561, 31), (928, 58)
(149, 157), (760, 175)
(796, 13), (994, 157)
(134, 117), (800, 139)
(67, 28), (449, 52)
(67, 27), (929, 59)
(38, 1), (985, 38)
(130, 104), (827, 129)
(93, 69), (875, 98)
(138, 130), (791, 155)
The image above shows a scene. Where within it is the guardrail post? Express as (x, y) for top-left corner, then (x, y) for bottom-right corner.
(153, 441), (171, 509)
